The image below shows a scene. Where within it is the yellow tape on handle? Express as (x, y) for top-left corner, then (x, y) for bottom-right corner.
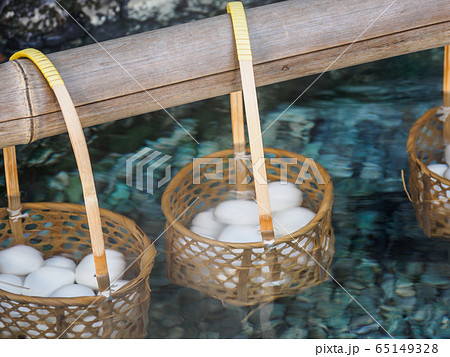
(10, 48), (64, 88)
(227, 2), (253, 61)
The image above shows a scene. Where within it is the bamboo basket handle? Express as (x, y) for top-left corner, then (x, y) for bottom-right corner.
(227, 2), (275, 244)
(230, 91), (247, 196)
(443, 46), (450, 143)
(2, 146), (25, 244)
(8, 49), (111, 293)
(230, 91), (245, 157)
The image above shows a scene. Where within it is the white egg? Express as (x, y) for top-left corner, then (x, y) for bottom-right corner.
(445, 145), (450, 166)
(190, 225), (219, 240)
(437, 190), (450, 200)
(216, 272), (238, 289)
(110, 280), (130, 293)
(0, 245), (44, 275)
(75, 250), (126, 290)
(296, 240), (315, 266)
(251, 274), (265, 284)
(268, 181), (303, 212)
(213, 200), (259, 225)
(279, 238), (316, 270)
(45, 256), (76, 272)
(0, 273), (23, 294)
(218, 225), (262, 243)
(427, 164), (448, 178)
(103, 249), (125, 260)
(23, 266), (75, 297)
(50, 284), (95, 298)
(251, 263), (270, 274)
(191, 211), (224, 237)
(444, 168), (450, 180)
(431, 182), (450, 204)
(273, 207), (316, 238)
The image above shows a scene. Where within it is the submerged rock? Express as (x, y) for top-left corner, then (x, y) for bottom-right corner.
(395, 277), (415, 297)
(308, 326), (328, 339)
(167, 326), (185, 339)
(280, 326), (307, 339)
(354, 323), (380, 335)
(420, 273), (449, 287)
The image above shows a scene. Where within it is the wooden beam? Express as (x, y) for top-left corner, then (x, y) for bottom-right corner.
(0, 0), (449, 149)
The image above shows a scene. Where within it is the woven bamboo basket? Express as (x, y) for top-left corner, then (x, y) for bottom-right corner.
(0, 49), (156, 338)
(161, 2), (334, 306)
(407, 46), (450, 238)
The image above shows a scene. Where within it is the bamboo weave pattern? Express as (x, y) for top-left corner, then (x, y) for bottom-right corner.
(162, 148), (334, 306)
(407, 107), (450, 238)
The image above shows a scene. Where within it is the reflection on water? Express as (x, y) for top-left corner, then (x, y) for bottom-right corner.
(1, 48), (449, 338)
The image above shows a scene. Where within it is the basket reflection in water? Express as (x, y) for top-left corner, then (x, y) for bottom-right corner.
(162, 148), (335, 306)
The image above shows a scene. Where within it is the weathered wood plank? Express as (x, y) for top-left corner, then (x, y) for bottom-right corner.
(0, 0), (449, 148)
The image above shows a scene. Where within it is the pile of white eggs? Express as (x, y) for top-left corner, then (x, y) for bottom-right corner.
(183, 181), (316, 293)
(0, 245), (129, 298)
(190, 181), (316, 243)
(183, 181), (321, 290)
(174, 181), (329, 293)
